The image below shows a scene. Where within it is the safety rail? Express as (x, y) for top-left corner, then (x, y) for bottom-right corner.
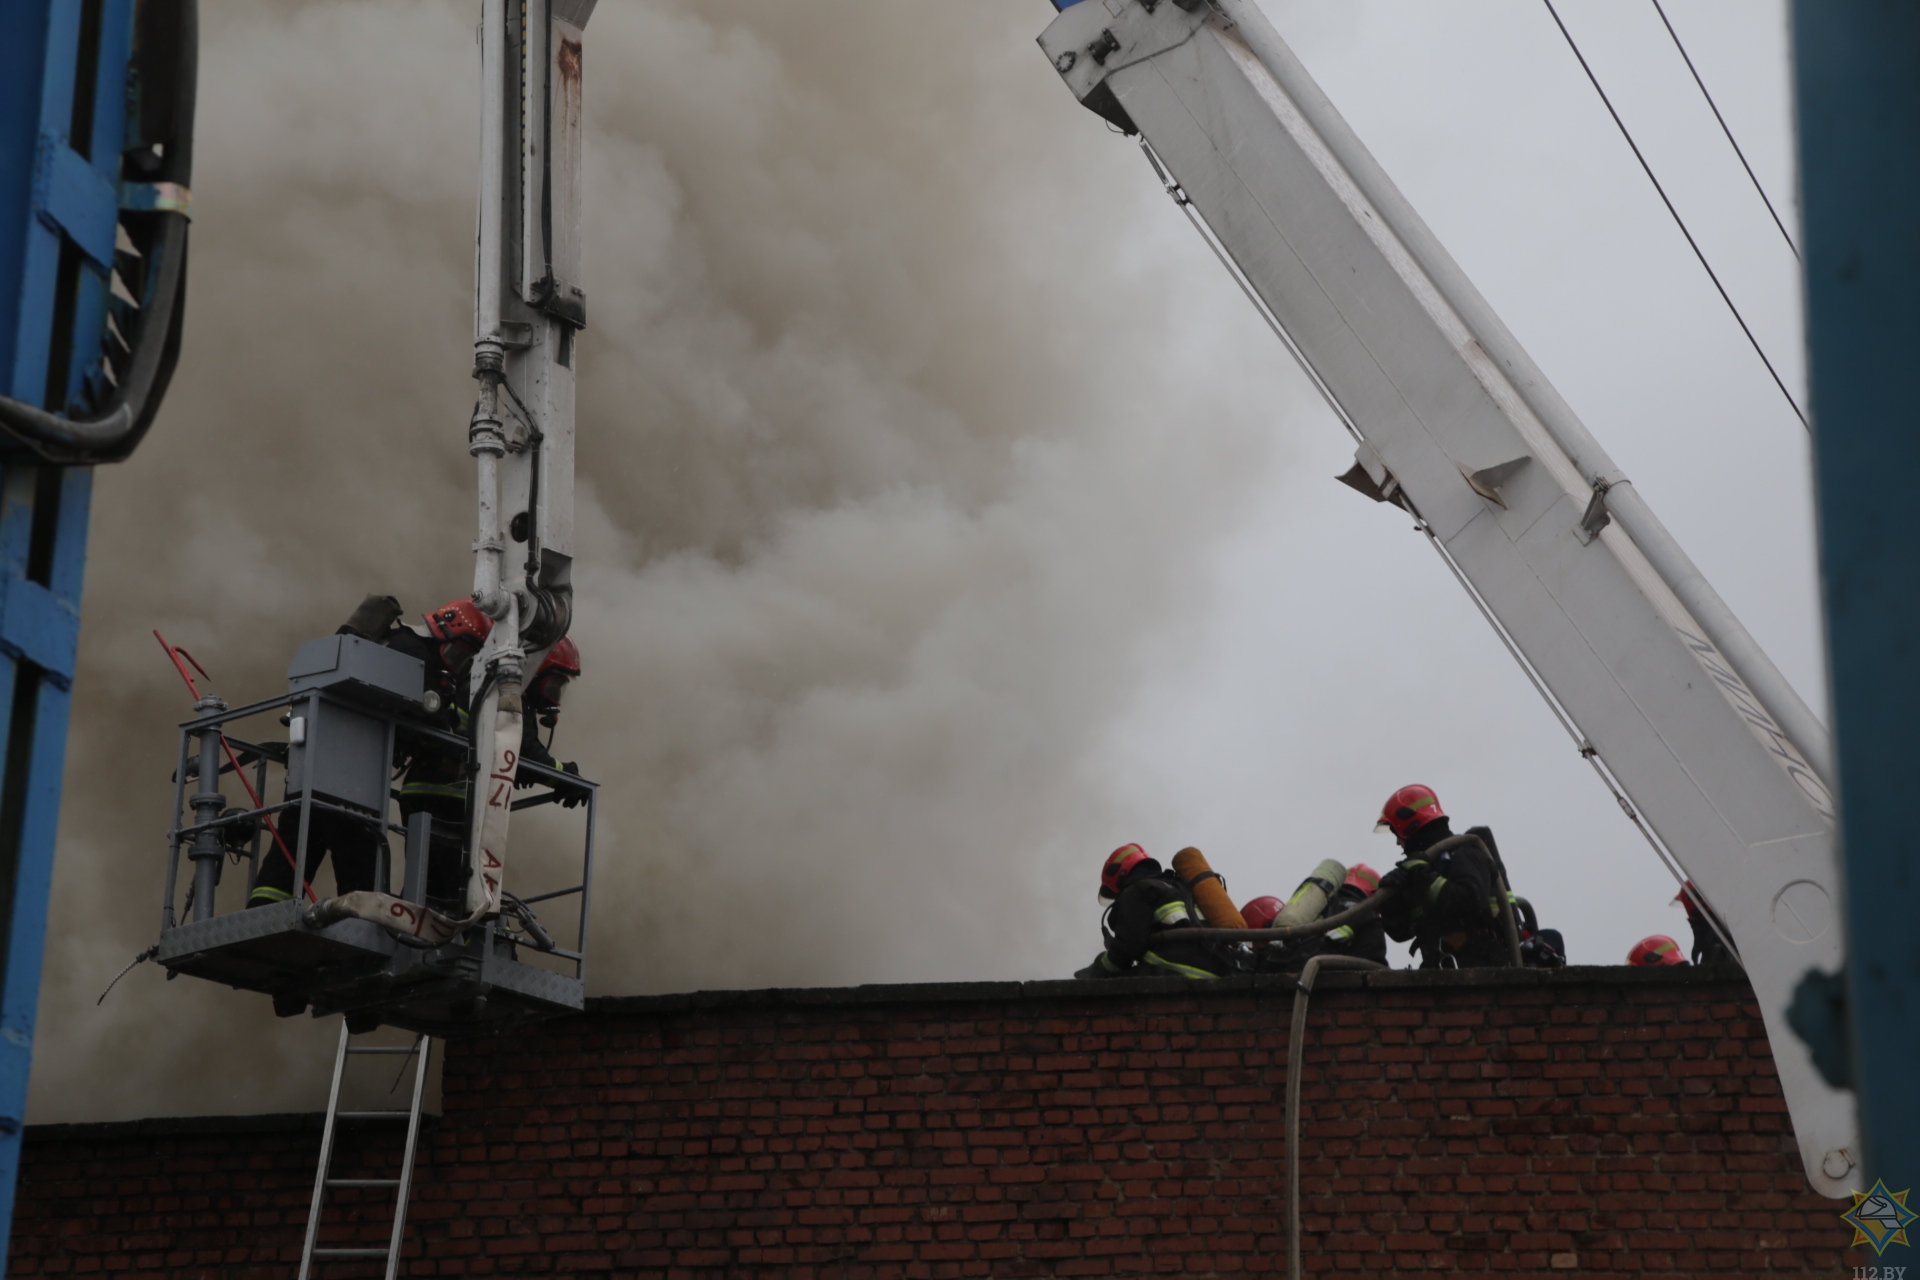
(157, 679), (596, 1036)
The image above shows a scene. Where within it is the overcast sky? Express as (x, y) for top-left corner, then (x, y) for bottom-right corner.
(29, 0), (1816, 1120)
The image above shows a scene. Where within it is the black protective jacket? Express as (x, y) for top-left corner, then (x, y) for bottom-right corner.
(1379, 819), (1507, 968)
(1099, 862), (1232, 979)
(351, 618), (561, 790)
(1681, 890), (1739, 969)
(1310, 879), (1389, 964)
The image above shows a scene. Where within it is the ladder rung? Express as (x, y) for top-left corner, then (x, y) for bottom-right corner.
(336, 1110), (411, 1120)
(326, 1178), (400, 1188)
(313, 1248), (392, 1258)
(346, 1045), (418, 1055)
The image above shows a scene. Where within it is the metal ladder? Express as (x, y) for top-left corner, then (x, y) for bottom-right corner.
(298, 1021), (432, 1279)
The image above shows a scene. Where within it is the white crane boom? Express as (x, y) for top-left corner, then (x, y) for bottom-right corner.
(1039, 0), (1854, 1193)
(466, 0), (591, 920)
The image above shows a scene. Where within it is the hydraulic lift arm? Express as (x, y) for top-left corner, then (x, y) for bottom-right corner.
(1039, 0), (1853, 1194)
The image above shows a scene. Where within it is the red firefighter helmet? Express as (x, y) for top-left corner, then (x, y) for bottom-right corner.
(1374, 784), (1445, 840)
(1101, 844), (1152, 899)
(1343, 863), (1382, 896)
(1241, 896), (1283, 929)
(1627, 934), (1686, 966)
(424, 598), (494, 648)
(529, 636), (580, 706)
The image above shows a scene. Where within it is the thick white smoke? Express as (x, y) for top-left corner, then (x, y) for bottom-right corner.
(27, 0), (1299, 1120)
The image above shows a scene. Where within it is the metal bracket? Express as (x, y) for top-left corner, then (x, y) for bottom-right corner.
(1335, 441), (1401, 505)
(1576, 480), (1612, 544)
(1456, 455), (1531, 510)
(32, 129), (118, 269)
(1040, 0), (1210, 131)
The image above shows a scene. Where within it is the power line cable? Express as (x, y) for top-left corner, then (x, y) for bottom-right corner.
(1541, 0), (1809, 433)
(1650, 0), (1800, 262)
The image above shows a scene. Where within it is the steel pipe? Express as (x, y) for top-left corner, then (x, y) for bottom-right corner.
(475, 0), (505, 347)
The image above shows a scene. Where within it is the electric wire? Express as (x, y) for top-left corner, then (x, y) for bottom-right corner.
(1650, 0), (1800, 261)
(1542, 0), (1808, 433)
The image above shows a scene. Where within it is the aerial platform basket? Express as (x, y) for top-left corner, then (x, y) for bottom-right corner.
(155, 634), (596, 1038)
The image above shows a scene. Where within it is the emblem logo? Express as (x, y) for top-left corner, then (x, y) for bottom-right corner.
(1843, 1179), (1916, 1257)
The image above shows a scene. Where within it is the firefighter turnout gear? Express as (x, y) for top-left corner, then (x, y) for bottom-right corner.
(1316, 863), (1388, 962)
(1375, 783), (1445, 840)
(247, 809), (382, 905)
(343, 593), (404, 641)
(1377, 814), (1509, 969)
(529, 636), (579, 715)
(1101, 844), (1151, 899)
(1628, 934), (1687, 966)
(1675, 880), (1739, 968)
(1080, 850), (1233, 980)
(1241, 896), (1283, 929)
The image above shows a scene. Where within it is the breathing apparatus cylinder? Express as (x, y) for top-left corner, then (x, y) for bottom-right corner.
(1275, 859), (1347, 928)
(1171, 846), (1247, 930)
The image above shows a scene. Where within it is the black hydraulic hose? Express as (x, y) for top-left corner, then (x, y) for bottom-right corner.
(0, 214), (188, 462)
(0, 1), (196, 464)
(1286, 954), (1385, 1280)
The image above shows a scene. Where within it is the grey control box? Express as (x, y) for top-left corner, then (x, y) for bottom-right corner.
(287, 634), (425, 711)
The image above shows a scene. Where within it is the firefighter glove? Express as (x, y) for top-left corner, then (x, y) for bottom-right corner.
(559, 760), (585, 809)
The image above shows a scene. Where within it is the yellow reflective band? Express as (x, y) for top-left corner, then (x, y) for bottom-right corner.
(248, 886), (291, 904)
(1329, 925), (1354, 941)
(1144, 952), (1220, 980)
(1427, 876), (1449, 902)
(1100, 951), (1123, 973)
(1153, 901), (1191, 924)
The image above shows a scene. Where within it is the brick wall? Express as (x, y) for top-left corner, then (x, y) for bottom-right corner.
(11, 968), (1869, 1277)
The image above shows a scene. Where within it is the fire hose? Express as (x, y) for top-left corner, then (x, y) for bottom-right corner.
(1285, 954), (1386, 1280)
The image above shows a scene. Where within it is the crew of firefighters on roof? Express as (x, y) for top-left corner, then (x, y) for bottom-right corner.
(1077, 783), (1736, 979)
(247, 593), (585, 914)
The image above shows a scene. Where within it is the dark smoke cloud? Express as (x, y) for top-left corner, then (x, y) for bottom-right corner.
(27, 0), (1293, 1120)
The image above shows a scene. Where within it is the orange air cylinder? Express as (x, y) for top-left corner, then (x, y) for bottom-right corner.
(1171, 847), (1247, 930)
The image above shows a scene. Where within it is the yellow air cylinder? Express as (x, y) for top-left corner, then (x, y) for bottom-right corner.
(1171, 846), (1246, 930)
(1275, 859), (1348, 928)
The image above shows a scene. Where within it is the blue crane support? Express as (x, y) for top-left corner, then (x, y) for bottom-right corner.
(1793, 2), (1920, 1187)
(0, 1), (194, 1258)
